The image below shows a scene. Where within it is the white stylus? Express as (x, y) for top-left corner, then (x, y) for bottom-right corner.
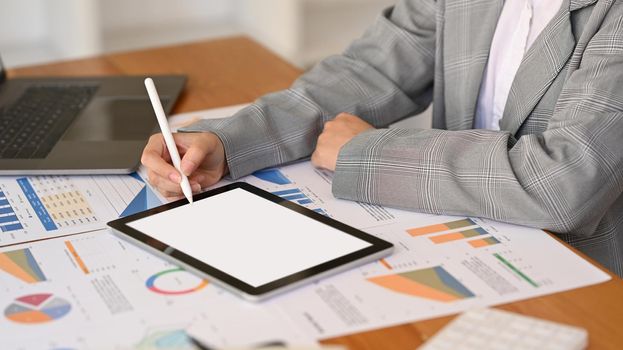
(144, 78), (193, 204)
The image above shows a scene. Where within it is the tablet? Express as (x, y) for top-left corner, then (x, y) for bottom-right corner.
(108, 182), (393, 301)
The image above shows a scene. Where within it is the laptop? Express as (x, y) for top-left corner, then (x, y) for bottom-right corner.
(0, 55), (186, 175)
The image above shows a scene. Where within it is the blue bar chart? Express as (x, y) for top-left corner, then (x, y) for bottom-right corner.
(271, 188), (328, 216)
(272, 188), (313, 206)
(252, 168), (292, 185)
(0, 191), (23, 232)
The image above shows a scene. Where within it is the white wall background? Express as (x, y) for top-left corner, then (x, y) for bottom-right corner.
(0, 0), (236, 68)
(0, 0), (431, 127)
(0, 0), (50, 67)
(0, 0), (394, 69)
(99, 0), (236, 53)
(0, 0), (47, 45)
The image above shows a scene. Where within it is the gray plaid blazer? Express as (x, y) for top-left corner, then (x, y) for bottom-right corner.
(182, 0), (623, 276)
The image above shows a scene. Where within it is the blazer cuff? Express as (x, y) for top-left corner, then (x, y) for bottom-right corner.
(178, 115), (267, 180)
(332, 129), (391, 202)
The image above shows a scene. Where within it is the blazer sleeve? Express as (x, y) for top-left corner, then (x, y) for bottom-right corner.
(333, 9), (623, 237)
(179, 0), (437, 179)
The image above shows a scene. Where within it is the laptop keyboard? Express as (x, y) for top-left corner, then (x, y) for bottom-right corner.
(0, 84), (98, 159)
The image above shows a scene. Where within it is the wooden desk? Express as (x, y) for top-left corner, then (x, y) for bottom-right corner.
(11, 36), (623, 349)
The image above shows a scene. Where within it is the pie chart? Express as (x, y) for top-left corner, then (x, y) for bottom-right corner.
(4, 293), (71, 324)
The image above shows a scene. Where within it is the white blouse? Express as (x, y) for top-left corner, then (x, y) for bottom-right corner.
(475, 0), (565, 130)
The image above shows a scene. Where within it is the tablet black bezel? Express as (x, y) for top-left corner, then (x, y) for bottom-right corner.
(107, 182), (393, 297)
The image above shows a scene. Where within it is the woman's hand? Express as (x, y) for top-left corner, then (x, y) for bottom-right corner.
(141, 132), (228, 199)
(311, 113), (374, 171)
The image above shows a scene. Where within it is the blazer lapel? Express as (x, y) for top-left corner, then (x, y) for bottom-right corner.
(570, 0), (598, 11)
(499, 0), (578, 134)
(443, 0), (504, 130)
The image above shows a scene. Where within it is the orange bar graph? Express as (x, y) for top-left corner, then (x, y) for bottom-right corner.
(407, 218), (476, 237)
(430, 232), (468, 244)
(379, 259), (393, 270)
(469, 236), (501, 248)
(65, 241), (89, 274)
(429, 228), (488, 244)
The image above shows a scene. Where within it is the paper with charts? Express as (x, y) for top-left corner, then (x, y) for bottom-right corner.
(0, 231), (315, 349)
(223, 161), (611, 339)
(0, 172), (162, 247)
(0, 104), (612, 347)
(0, 171), (316, 349)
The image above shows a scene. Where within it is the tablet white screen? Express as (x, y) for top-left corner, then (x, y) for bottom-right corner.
(127, 188), (372, 287)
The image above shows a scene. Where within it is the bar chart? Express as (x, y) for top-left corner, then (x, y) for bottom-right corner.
(271, 188), (328, 216)
(429, 227), (488, 244)
(406, 218), (501, 248)
(63, 234), (121, 275)
(252, 168), (292, 185)
(0, 190), (23, 232)
(272, 188), (313, 205)
(469, 236), (501, 248)
(407, 218), (477, 237)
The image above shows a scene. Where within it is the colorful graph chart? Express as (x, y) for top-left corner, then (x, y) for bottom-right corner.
(0, 248), (47, 283)
(0, 190), (23, 232)
(146, 267), (208, 295)
(469, 236), (501, 248)
(137, 329), (193, 350)
(368, 266), (475, 302)
(407, 218), (477, 237)
(4, 293), (71, 324)
(272, 188), (313, 205)
(429, 227), (488, 244)
(379, 258), (393, 270)
(271, 188), (328, 215)
(120, 173), (163, 217)
(252, 168), (292, 185)
(64, 241), (90, 274)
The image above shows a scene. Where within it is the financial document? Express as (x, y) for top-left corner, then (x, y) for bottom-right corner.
(0, 104), (611, 348)
(0, 230), (315, 349)
(225, 162), (611, 339)
(0, 173), (162, 247)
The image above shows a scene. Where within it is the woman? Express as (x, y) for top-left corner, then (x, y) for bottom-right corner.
(142, 0), (623, 276)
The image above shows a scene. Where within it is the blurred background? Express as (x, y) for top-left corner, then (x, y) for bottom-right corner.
(0, 0), (395, 69)
(0, 0), (430, 127)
